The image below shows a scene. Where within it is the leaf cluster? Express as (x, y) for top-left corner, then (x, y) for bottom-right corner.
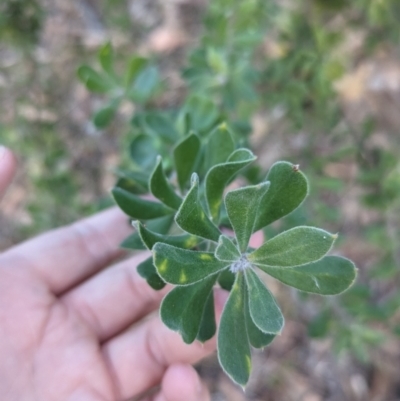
(113, 121), (357, 386)
(74, 0), (366, 386)
(77, 43), (160, 128)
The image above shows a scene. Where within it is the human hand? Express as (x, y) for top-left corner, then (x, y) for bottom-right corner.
(0, 146), (225, 401)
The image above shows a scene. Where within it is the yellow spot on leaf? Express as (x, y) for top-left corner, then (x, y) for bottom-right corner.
(245, 355), (251, 373)
(185, 236), (197, 248)
(235, 296), (242, 310)
(219, 121), (228, 130)
(158, 259), (168, 273)
(200, 253), (213, 261)
(179, 271), (188, 284)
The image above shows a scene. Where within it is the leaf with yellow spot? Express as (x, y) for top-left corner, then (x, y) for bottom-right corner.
(153, 243), (229, 285)
(137, 256), (166, 290)
(205, 148), (256, 222)
(121, 215), (174, 250)
(179, 271), (188, 284)
(133, 221), (202, 250)
(157, 259), (168, 274)
(200, 253), (213, 261)
(225, 182), (270, 252)
(160, 275), (217, 344)
(175, 173), (221, 242)
(215, 235), (241, 262)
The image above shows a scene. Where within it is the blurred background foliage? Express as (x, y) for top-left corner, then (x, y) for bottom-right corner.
(1, 0), (400, 399)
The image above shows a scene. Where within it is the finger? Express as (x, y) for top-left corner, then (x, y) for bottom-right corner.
(150, 364), (210, 401)
(102, 288), (229, 400)
(2, 207), (132, 294)
(61, 253), (170, 342)
(249, 230), (264, 248)
(0, 146), (17, 201)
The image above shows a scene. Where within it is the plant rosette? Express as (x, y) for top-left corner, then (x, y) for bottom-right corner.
(113, 139), (357, 388)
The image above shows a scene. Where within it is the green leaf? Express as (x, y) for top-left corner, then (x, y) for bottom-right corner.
(225, 182), (270, 252)
(207, 47), (228, 75)
(244, 286), (275, 348)
(218, 269), (235, 291)
(180, 95), (220, 133)
(173, 133), (201, 192)
(115, 169), (149, 194)
(308, 310), (331, 338)
(77, 65), (112, 93)
(244, 269), (284, 334)
(121, 215), (174, 250)
(120, 232), (146, 250)
(150, 156), (182, 210)
(206, 148), (256, 221)
(175, 174), (221, 242)
(112, 187), (174, 220)
(144, 113), (178, 144)
(196, 291), (217, 342)
(148, 215), (175, 234)
(204, 123), (235, 169)
(137, 256), (166, 290)
(133, 221), (201, 250)
(260, 256), (357, 295)
(218, 208), (233, 230)
(215, 235), (241, 262)
(128, 65), (159, 102)
(98, 42), (114, 76)
(254, 161), (309, 231)
(125, 56), (148, 86)
(93, 101), (118, 128)
(153, 243), (228, 285)
(249, 226), (337, 267)
(160, 275), (216, 344)
(218, 273), (252, 387)
(130, 134), (158, 170)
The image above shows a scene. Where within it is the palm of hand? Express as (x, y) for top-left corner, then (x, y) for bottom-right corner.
(0, 148), (223, 401)
(0, 208), (218, 401)
(0, 264), (115, 400)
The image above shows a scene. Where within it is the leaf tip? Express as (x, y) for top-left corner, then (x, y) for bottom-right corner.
(191, 172), (199, 185)
(292, 164), (300, 172)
